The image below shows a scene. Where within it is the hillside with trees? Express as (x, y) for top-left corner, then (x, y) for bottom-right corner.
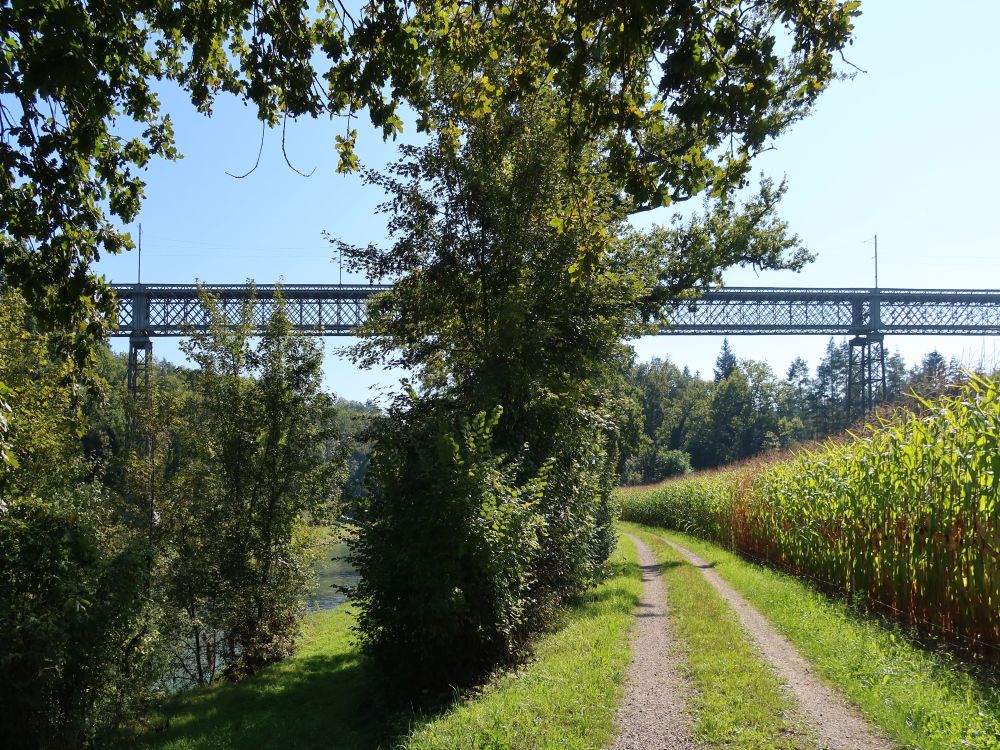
(620, 339), (968, 484)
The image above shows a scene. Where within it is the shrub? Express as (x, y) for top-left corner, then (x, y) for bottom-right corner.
(620, 447), (692, 485)
(656, 448), (692, 480)
(0, 289), (163, 747)
(0, 489), (158, 749)
(350, 401), (545, 689)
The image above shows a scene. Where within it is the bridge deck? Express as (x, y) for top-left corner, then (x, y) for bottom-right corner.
(110, 284), (1000, 338)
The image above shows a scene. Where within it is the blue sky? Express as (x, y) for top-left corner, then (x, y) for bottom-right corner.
(95, 1), (1000, 401)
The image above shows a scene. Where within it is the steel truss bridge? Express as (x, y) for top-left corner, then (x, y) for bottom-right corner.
(112, 284), (1000, 419)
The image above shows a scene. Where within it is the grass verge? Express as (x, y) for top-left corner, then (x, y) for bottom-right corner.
(625, 525), (815, 750)
(632, 523), (1000, 750)
(404, 536), (641, 749)
(125, 536), (642, 750)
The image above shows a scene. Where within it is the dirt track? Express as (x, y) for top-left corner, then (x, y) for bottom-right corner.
(610, 534), (698, 750)
(658, 535), (894, 750)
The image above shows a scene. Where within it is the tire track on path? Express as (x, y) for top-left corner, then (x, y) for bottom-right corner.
(657, 534), (895, 750)
(610, 534), (698, 750)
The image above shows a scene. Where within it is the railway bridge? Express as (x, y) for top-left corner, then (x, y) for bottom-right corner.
(112, 284), (1000, 419)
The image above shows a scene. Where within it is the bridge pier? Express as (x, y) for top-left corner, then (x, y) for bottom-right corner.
(845, 291), (886, 421)
(127, 335), (153, 396)
(846, 334), (886, 422)
(124, 286), (151, 396)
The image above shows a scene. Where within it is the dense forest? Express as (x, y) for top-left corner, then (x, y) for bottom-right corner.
(620, 339), (965, 483)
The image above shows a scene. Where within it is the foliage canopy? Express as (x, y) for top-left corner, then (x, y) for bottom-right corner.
(0, 0), (858, 360)
(0, 287), (351, 746)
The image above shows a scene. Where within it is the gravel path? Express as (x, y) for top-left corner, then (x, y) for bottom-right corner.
(658, 535), (895, 750)
(610, 534), (698, 750)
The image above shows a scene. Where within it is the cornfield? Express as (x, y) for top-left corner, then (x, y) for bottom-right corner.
(620, 375), (1000, 655)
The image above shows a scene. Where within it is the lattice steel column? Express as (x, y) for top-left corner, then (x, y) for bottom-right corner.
(127, 335), (153, 396)
(847, 334), (886, 421)
(124, 286), (152, 398)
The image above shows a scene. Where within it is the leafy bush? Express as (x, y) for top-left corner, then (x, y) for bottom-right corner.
(152, 289), (347, 682)
(0, 284), (350, 743)
(657, 448), (692, 480)
(620, 445), (692, 485)
(339, 95), (641, 689)
(0, 489), (158, 750)
(522, 409), (620, 617)
(350, 400), (545, 688)
(0, 289), (163, 748)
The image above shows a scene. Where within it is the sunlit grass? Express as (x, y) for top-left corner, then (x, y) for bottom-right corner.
(127, 605), (380, 750)
(640, 525), (1000, 750)
(404, 537), (642, 749)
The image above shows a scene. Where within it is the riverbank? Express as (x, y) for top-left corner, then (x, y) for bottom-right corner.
(123, 536), (642, 749)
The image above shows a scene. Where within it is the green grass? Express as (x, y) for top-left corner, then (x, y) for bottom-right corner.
(635, 524), (1000, 750)
(127, 605), (381, 750)
(126, 536), (643, 750)
(404, 537), (642, 749)
(624, 524), (815, 750)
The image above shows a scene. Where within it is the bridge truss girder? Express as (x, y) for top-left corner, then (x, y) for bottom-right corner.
(113, 283), (388, 337)
(112, 284), (1000, 420)
(662, 288), (1000, 336)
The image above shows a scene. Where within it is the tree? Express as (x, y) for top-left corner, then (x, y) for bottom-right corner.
(741, 358), (782, 454)
(0, 290), (159, 749)
(714, 339), (738, 382)
(622, 358), (708, 483)
(342, 88), (652, 687)
(885, 348), (909, 400)
(337, 53), (821, 683)
(0, 291), (79, 496)
(921, 350), (948, 382)
(624, 358), (681, 482)
(0, 0), (859, 365)
(786, 357), (810, 398)
(0, 0), (843, 694)
(0, 0), (395, 354)
(0, 281), (359, 744)
(707, 366), (752, 464)
(155, 289), (347, 682)
(811, 338), (849, 433)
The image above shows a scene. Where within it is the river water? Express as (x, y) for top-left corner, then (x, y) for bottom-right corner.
(306, 540), (359, 611)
